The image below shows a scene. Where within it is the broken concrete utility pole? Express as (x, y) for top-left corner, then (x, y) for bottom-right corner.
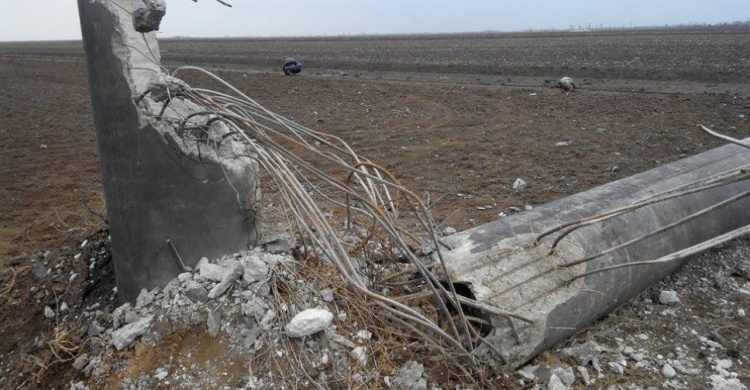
(439, 141), (750, 367)
(77, 0), (258, 302)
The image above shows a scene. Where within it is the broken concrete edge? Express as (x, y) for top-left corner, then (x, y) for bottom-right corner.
(133, 0), (167, 33)
(78, 0), (259, 303)
(438, 140), (750, 368)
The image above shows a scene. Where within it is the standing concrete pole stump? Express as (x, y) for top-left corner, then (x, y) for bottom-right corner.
(77, 0), (258, 302)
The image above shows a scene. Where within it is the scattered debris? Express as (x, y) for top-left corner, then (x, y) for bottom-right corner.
(282, 57), (303, 75)
(392, 361), (426, 390)
(513, 178), (528, 190)
(111, 315), (154, 351)
(557, 76), (577, 91)
(658, 289), (680, 305)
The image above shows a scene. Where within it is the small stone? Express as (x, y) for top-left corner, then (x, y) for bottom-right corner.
(177, 272), (192, 282)
(135, 288), (156, 308)
(207, 309), (221, 337)
(69, 381), (89, 390)
(442, 226), (457, 236)
(321, 288), (334, 302)
(513, 178), (528, 190)
(87, 320), (104, 337)
(577, 366), (591, 386)
(608, 361), (624, 375)
(208, 263), (243, 299)
(198, 261), (230, 282)
(393, 361), (425, 390)
(658, 290), (680, 305)
(111, 315), (154, 350)
(715, 358), (732, 370)
(44, 306), (55, 319)
(60, 302), (69, 313)
(547, 374), (566, 390)
(261, 238), (294, 254)
(154, 368), (169, 381)
(737, 308), (746, 318)
(240, 255), (269, 283)
(286, 308), (334, 338)
(184, 280), (209, 303)
(662, 364), (676, 379)
(551, 367), (575, 387)
(72, 354), (89, 371)
(330, 332), (357, 349)
(32, 264), (49, 281)
(558, 341), (604, 366)
(557, 77), (576, 91)
(355, 329), (372, 340)
(351, 346), (367, 366)
(709, 374), (745, 390)
(555, 141), (570, 147)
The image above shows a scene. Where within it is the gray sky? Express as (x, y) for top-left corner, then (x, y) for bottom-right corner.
(1, 0), (748, 42)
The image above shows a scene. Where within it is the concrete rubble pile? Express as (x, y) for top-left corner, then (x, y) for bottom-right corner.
(61, 244), (428, 389)
(42, 233), (746, 390)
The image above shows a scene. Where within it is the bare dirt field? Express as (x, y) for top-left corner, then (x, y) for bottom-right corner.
(1, 28), (749, 389)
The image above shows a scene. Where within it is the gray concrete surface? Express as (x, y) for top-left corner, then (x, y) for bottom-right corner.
(78, 0), (257, 302)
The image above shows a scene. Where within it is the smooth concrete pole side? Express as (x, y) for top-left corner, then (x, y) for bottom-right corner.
(440, 141), (750, 367)
(77, 0), (257, 302)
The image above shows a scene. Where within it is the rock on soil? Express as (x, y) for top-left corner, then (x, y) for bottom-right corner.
(285, 308), (334, 338)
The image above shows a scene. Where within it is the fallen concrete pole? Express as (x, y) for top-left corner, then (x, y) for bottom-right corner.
(439, 141), (750, 367)
(78, 0), (257, 302)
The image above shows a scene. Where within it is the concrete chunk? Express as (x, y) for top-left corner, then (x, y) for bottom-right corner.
(111, 315), (154, 350)
(286, 308), (334, 338)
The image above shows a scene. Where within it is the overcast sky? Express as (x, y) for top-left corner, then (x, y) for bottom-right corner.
(1, 0), (748, 42)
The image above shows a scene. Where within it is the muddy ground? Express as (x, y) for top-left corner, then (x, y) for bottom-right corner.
(1, 29), (749, 389)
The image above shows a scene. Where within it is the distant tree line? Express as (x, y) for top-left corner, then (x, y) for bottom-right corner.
(533, 20), (750, 33)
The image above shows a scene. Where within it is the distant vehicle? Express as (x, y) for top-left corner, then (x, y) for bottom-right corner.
(282, 58), (303, 76)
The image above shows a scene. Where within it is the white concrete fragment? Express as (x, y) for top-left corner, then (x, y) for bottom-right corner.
(662, 364), (676, 379)
(240, 255), (268, 283)
(392, 360), (425, 390)
(154, 367), (169, 381)
(356, 329), (373, 340)
(208, 263), (243, 299)
(442, 227), (457, 236)
(351, 346), (367, 366)
(513, 178), (528, 190)
(111, 315), (154, 351)
(207, 309), (221, 337)
(607, 361), (624, 375)
(658, 290), (680, 305)
(551, 366), (575, 387)
(286, 308), (334, 338)
(198, 262), (231, 282)
(136, 288), (156, 308)
(709, 374), (747, 390)
(320, 288), (334, 302)
(547, 374), (567, 390)
(577, 366), (591, 386)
